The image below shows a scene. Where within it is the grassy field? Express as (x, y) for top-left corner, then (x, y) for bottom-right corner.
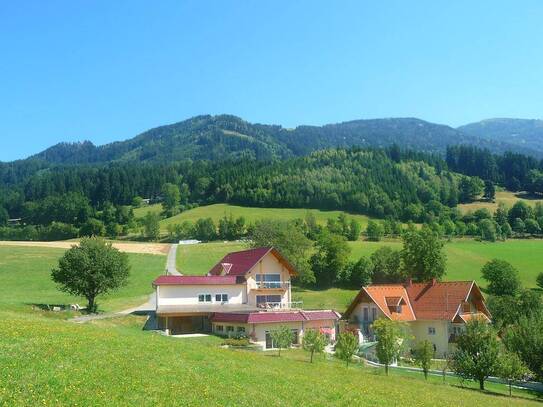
(0, 310), (539, 406)
(135, 203), (371, 231)
(0, 243), (541, 405)
(175, 239), (543, 313)
(349, 239), (543, 289)
(0, 245), (166, 313)
(177, 241), (245, 274)
(458, 190), (543, 213)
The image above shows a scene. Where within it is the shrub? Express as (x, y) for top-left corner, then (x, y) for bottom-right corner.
(222, 337), (250, 347)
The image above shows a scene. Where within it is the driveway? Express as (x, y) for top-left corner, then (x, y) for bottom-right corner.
(166, 243), (181, 275)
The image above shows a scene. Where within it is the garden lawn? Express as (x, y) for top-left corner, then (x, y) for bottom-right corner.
(0, 311), (539, 406)
(0, 245), (166, 313)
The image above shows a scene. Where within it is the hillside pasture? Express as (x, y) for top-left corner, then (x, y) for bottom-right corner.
(458, 190), (543, 214)
(0, 311), (539, 406)
(348, 239), (543, 289)
(0, 245), (166, 313)
(135, 203), (371, 232)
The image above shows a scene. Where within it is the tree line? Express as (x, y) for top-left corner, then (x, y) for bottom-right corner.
(0, 147), (465, 227)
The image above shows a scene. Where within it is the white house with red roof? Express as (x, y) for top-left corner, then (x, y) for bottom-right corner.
(152, 247), (340, 349)
(343, 279), (491, 358)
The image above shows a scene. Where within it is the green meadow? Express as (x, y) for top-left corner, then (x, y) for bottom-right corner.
(348, 239), (543, 289)
(175, 239), (543, 312)
(0, 246), (166, 313)
(0, 310), (539, 406)
(135, 203), (371, 231)
(0, 243), (542, 405)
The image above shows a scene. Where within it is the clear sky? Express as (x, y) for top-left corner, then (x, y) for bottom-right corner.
(1, 0), (542, 161)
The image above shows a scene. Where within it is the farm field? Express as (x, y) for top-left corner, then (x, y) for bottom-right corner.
(458, 190), (543, 214)
(0, 310), (539, 406)
(0, 245), (166, 313)
(135, 203), (371, 231)
(0, 240), (170, 255)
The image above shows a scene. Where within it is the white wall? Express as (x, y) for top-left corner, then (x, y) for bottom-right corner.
(245, 252), (292, 307)
(157, 284), (245, 306)
(211, 319), (338, 350)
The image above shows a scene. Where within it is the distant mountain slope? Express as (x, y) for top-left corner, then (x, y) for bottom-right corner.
(458, 118), (543, 153)
(25, 115), (543, 165)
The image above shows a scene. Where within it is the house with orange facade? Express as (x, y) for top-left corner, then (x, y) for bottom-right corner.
(153, 247), (339, 349)
(343, 279), (491, 358)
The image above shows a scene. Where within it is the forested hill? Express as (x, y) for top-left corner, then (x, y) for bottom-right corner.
(458, 118), (543, 154)
(22, 115), (541, 165)
(0, 148), (460, 223)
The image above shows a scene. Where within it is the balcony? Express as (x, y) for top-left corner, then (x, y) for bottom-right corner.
(254, 281), (290, 290)
(256, 301), (303, 310)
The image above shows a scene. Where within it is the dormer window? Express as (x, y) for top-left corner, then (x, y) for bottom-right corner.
(462, 302), (471, 313)
(221, 263), (233, 275)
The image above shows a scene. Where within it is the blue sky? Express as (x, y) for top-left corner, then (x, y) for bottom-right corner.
(1, 0), (542, 161)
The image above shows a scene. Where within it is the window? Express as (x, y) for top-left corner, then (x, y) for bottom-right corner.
(215, 293), (228, 303)
(256, 274), (282, 288)
(291, 329), (299, 345)
(371, 308), (377, 321)
(215, 325), (223, 332)
(462, 302), (471, 313)
(363, 307), (369, 321)
(428, 327), (436, 335)
(265, 331), (274, 349)
(198, 294), (212, 303)
(256, 295), (282, 306)
(396, 305), (402, 313)
(226, 326), (234, 332)
(236, 326), (245, 333)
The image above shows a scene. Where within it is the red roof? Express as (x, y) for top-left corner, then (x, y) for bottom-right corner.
(153, 275), (241, 286)
(406, 281), (474, 320)
(211, 310), (340, 324)
(344, 280), (490, 322)
(207, 247), (297, 277)
(208, 247), (272, 276)
(301, 310), (341, 321)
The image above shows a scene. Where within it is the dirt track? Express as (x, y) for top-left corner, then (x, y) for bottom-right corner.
(0, 240), (170, 255)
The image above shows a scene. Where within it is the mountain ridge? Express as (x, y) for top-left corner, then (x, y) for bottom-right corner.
(14, 114), (543, 165)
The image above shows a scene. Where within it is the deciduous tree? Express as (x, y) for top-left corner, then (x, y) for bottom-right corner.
(302, 329), (327, 363)
(270, 325), (294, 357)
(412, 340), (434, 379)
(481, 259), (521, 297)
(401, 227), (446, 282)
(372, 318), (405, 375)
(51, 238), (130, 313)
(335, 331), (359, 367)
(451, 318), (501, 390)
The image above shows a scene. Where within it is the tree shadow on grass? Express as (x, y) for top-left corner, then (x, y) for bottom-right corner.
(514, 192), (543, 201)
(450, 384), (543, 401)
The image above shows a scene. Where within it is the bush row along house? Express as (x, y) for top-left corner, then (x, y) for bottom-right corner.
(152, 247), (339, 349)
(152, 247), (490, 354)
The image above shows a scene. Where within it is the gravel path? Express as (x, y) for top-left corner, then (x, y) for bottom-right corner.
(166, 243), (181, 275)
